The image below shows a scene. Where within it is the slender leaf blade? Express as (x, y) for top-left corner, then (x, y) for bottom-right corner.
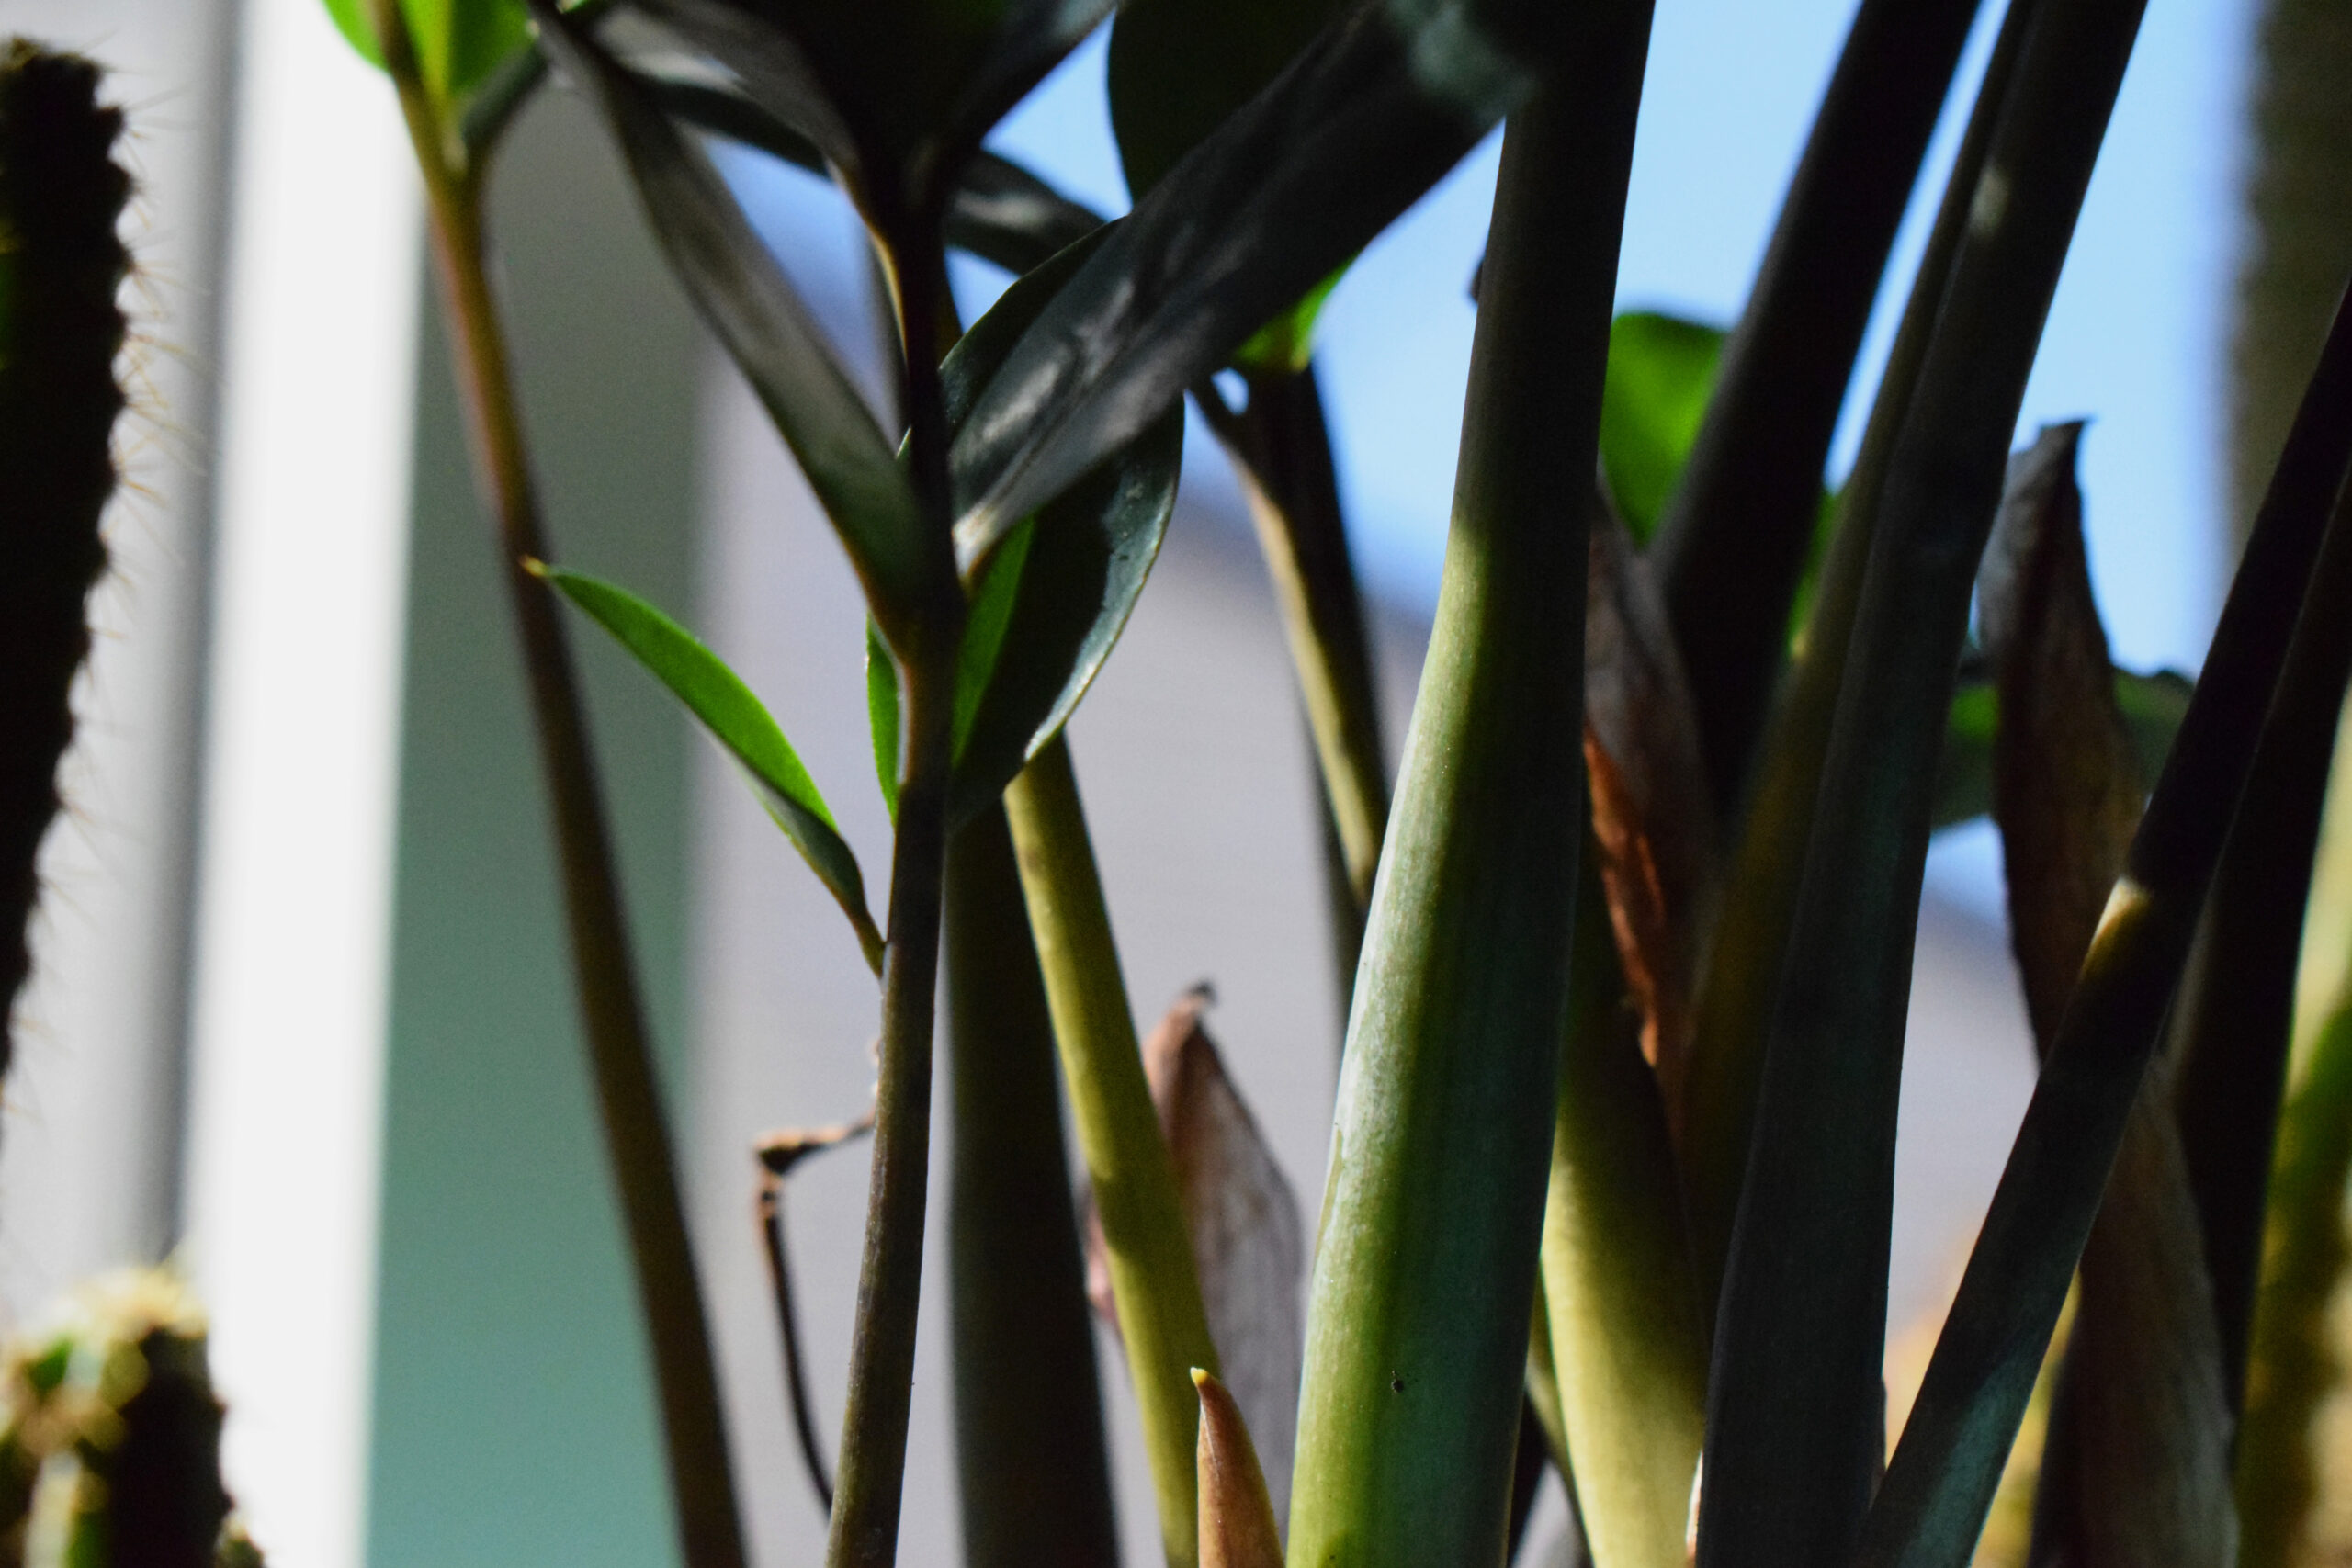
(531, 1), (938, 641)
(542, 564), (884, 969)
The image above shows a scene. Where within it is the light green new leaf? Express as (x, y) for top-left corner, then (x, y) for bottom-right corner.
(866, 620), (900, 823)
(1599, 312), (1723, 541)
(321, 0), (529, 101)
(541, 564), (885, 974)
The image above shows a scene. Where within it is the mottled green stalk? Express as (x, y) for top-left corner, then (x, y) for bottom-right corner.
(1287, 7), (1653, 1555)
(0, 41), (127, 1089)
(370, 7), (746, 1566)
(947, 802), (1121, 1568)
(1542, 857), (1704, 1568)
(1004, 736), (1217, 1568)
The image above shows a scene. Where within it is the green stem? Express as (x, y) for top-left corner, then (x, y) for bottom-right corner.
(1288, 6), (1653, 1555)
(946, 802), (1122, 1568)
(372, 11), (747, 1568)
(1003, 736), (1218, 1568)
(1199, 367), (1389, 913)
(1541, 857), (1706, 1568)
(826, 218), (966, 1568)
(1676, 0), (2038, 1316)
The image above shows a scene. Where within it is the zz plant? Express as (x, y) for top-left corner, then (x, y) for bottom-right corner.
(21, 0), (2344, 1565)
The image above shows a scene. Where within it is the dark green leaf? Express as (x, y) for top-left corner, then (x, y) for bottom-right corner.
(620, 0), (1111, 217)
(541, 564), (885, 972)
(948, 0), (1595, 561)
(938, 226), (1182, 820)
(530, 0), (938, 645)
(1106, 0), (1349, 372)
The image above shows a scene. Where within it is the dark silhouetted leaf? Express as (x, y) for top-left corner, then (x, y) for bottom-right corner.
(1976, 423), (2234, 1568)
(949, 0), (1602, 562)
(541, 564), (885, 971)
(1194, 1369), (1284, 1568)
(1856, 281), (2352, 1568)
(1932, 666), (2188, 829)
(531, 0), (938, 643)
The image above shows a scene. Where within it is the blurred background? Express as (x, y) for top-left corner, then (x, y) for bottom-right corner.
(0, 0), (2344, 1562)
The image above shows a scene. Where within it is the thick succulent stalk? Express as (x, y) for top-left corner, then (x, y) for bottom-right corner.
(0, 40), (128, 1093)
(1286, 4), (1653, 1556)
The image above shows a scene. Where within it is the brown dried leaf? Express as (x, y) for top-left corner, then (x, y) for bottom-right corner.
(1979, 422), (2236, 1568)
(1587, 487), (1715, 1122)
(1193, 1368), (1283, 1568)
(1086, 987), (1306, 1515)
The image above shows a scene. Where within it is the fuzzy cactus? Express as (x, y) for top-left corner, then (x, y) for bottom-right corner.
(0, 1271), (255, 1568)
(0, 39), (129, 1089)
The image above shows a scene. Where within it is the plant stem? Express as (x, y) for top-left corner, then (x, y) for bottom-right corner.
(1676, 0), (2037, 1316)
(371, 11), (747, 1567)
(1288, 5), (1654, 1553)
(827, 216), (966, 1568)
(946, 801), (1122, 1568)
(1003, 735), (1218, 1568)
(1199, 369), (1388, 908)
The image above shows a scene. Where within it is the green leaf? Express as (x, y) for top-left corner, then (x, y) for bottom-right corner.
(1106, 0), (1349, 374)
(865, 620), (899, 824)
(322, 0), (530, 100)
(938, 226), (1182, 820)
(1599, 311), (1723, 541)
(540, 564), (886, 973)
(948, 0), (1599, 562)
(620, 0), (1112, 218)
(529, 2), (939, 647)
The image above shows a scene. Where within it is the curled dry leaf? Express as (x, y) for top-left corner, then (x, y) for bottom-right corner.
(1087, 987), (1306, 1517)
(1586, 485), (1715, 1125)
(1978, 423), (2235, 1568)
(1193, 1369), (1284, 1568)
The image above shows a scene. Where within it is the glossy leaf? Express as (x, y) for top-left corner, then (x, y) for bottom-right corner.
(322, 0), (530, 100)
(620, 0), (1111, 219)
(1291, 21), (1652, 1560)
(1193, 1371), (1283, 1568)
(939, 225), (1182, 818)
(541, 564), (886, 972)
(531, 1), (940, 646)
(947, 0), (1601, 562)
(1087, 989), (1306, 1518)
(1106, 0), (1348, 372)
